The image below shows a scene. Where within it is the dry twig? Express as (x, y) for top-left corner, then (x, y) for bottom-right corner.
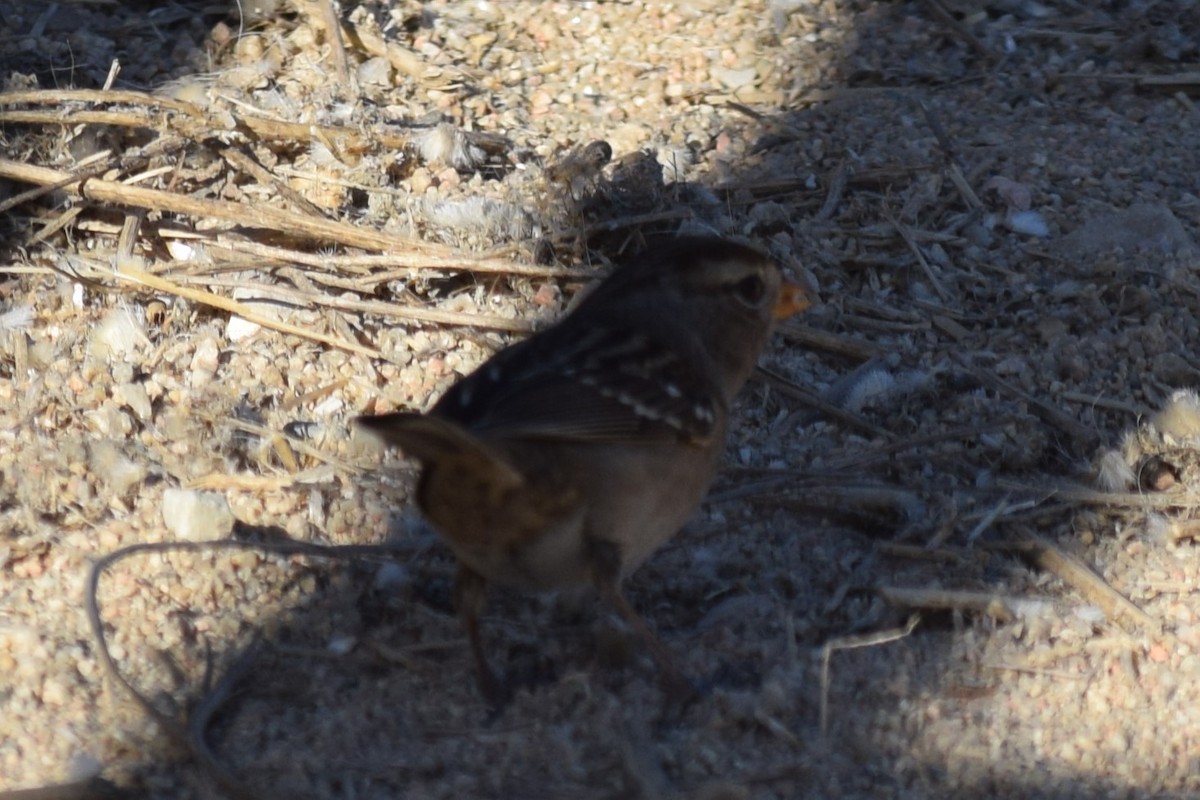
(957, 359), (1098, 447)
(916, 0), (997, 60)
(756, 365), (892, 438)
(877, 586), (1052, 623)
(820, 614), (921, 735)
(1009, 532), (1161, 635)
(0, 158), (437, 254)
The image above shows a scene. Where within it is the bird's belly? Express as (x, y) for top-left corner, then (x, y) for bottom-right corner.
(451, 513), (592, 590)
(419, 437), (721, 591)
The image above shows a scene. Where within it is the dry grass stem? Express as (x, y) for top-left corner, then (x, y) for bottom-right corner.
(1013, 533), (1161, 635)
(111, 262), (382, 357)
(820, 614), (921, 735)
(877, 586), (1051, 624)
(0, 158), (436, 254)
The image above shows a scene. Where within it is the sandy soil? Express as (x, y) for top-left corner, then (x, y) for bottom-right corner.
(2, 1), (1200, 798)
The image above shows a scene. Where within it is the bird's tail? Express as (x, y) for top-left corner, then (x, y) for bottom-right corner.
(355, 413), (523, 487)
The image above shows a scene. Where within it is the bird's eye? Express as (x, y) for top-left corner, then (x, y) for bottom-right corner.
(730, 274), (766, 307)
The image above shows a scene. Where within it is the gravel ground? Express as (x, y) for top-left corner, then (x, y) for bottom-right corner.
(2, 1), (1200, 798)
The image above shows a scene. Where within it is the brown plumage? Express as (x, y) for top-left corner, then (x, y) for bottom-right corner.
(357, 236), (808, 705)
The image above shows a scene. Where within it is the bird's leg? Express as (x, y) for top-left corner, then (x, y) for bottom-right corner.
(587, 539), (696, 705)
(453, 564), (507, 708)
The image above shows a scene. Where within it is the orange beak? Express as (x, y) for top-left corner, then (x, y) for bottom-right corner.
(773, 281), (811, 320)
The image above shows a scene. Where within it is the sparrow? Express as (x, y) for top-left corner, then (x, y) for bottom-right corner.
(357, 235), (809, 705)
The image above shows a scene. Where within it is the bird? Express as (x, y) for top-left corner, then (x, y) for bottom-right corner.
(356, 236), (809, 706)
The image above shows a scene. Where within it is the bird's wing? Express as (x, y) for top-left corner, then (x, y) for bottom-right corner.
(432, 324), (722, 445)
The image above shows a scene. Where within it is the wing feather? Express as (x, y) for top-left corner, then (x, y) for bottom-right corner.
(432, 325), (721, 444)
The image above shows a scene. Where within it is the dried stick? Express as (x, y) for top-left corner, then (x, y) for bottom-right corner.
(110, 262), (383, 357)
(205, 237), (585, 278)
(314, 0), (352, 87)
(755, 365), (892, 439)
(820, 614), (920, 734)
(0, 89), (411, 151)
(0, 158), (438, 254)
(881, 204), (951, 303)
(774, 322), (880, 363)
(916, 0), (997, 60)
(0, 777), (120, 800)
(878, 586), (1053, 623)
(150, 269), (537, 335)
(217, 145), (330, 219)
(814, 160), (849, 222)
(957, 359), (1098, 447)
(1010, 532), (1160, 635)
